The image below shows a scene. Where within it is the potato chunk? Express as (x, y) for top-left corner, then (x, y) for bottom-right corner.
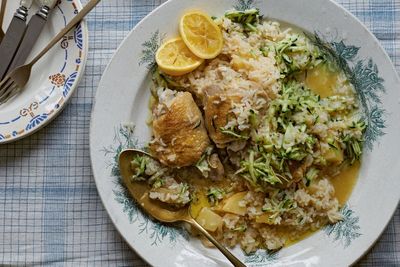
(196, 207), (223, 232)
(324, 146), (344, 164)
(222, 191), (248, 216)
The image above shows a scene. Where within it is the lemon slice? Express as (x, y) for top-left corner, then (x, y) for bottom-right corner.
(155, 37), (204, 76)
(179, 11), (223, 59)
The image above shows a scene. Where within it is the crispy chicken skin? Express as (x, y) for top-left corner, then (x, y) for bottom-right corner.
(203, 85), (268, 148)
(150, 90), (210, 167)
(204, 90), (242, 148)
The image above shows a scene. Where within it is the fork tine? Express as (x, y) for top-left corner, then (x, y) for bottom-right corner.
(0, 77), (12, 94)
(0, 75), (11, 86)
(0, 84), (18, 104)
(0, 86), (20, 104)
(0, 83), (18, 104)
(0, 81), (14, 103)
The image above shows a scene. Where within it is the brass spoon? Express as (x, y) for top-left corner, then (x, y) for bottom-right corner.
(119, 149), (246, 267)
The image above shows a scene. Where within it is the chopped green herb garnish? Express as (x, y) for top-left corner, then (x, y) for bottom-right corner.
(207, 188), (225, 205)
(263, 34), (323, 77)
(195, 147), (213, 177)
(233, 225), (247, 232)
(220, 127), (249, 140)
(262, 196), (297, 220)
(237, 150), (283, 187)
(305, 167), (319, 187)
(225, 8), (261, 32)
(130, 155), (149, 181)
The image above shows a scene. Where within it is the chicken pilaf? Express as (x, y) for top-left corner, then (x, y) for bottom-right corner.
(128, 8), (365, 253)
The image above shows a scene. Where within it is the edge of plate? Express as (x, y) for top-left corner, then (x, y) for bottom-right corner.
(0, 0), (89, 145)
(90, 0), (400, 266)
(326, 0), (400, 265)
(89, 1), (176, 266)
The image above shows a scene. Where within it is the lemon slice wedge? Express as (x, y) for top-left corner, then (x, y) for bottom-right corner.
(155, 37), (204, 76)
(179, 11), (223, 59)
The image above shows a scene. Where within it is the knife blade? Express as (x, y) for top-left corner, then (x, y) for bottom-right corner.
(8, 5), (51, 73)
(0, 5), (29, 80)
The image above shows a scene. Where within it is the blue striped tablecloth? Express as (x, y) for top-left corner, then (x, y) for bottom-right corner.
(0, 0), (399, 266)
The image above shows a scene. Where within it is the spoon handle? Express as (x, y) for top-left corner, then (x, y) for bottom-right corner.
(188, 218), (247, 267)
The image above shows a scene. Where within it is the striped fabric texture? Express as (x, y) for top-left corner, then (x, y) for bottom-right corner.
(0, 0), (398, 266)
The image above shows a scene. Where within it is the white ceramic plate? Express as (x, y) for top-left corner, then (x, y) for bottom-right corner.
(90, 0), (400, 266)
(0, 0), (88, 144)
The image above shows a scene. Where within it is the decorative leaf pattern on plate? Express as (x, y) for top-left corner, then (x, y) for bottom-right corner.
(324, 205), (361, 247)
(331, 41), (360, 61)
(244, 250), (278, 266)
(26, 114), (48, 131)
(63, 72), (78, 98)
(234, 0), (256, 11)
(102, 125), (188, 246)
(139, 30), (164, 71)
(310, 34), (386, 150)
(114, 190), (141, 223)
(74, 23), (84, 50)
(148, 221), (185, 246)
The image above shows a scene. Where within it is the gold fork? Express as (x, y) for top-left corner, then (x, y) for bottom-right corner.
(0, 0), (101, 104)
(0, 0), (7, 41)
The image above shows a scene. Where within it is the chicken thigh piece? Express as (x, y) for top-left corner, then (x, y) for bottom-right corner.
(203, 85), (269, 148)
(150, 89), (210, 167)
(204, 89), (242, 148)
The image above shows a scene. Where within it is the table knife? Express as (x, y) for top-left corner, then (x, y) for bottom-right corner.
(0, 4), (29, 80)
(8, 4), (53, 73)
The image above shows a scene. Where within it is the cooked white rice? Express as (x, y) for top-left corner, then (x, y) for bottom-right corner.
(130, 8), (365, 253)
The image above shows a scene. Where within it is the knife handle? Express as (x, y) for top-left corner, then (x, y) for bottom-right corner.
(14, 5), (29, 21)
(8, 6), (50, 73)
(0, 1), (7, 29)
(37, 5), (51, 19)
(0, 6), (29, 80)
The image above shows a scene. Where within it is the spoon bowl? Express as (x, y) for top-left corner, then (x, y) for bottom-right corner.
(118, 148), (247, 267)
(119, 149), (189, 223)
